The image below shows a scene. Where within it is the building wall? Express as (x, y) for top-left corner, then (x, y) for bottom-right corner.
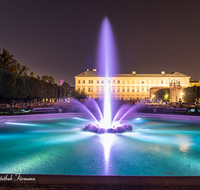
(189, 80), (200, 87)
(75, 70), (190, 101)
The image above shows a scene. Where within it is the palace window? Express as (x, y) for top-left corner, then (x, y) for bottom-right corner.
(88, 87), (93, 92)
(118, 80), (120, 84)
(137, 87), (139, 92)
(117, 86), (120, 92)
(78, 80), (81, 84)
(97, 80), (99, 84)
(112, 86), (115, 92)
(142, 87), (144, 92)
(83, 80), (85, 84)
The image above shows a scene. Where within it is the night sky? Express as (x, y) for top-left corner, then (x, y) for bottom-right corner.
(1, 0), (200, 86)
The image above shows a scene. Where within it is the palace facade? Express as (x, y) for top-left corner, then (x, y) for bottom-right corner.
(74, 69), (190, 101)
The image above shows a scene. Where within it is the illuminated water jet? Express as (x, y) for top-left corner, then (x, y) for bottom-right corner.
(83, 17), (133, 133)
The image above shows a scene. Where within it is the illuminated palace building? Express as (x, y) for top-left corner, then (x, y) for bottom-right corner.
(75, 69), (191, 101)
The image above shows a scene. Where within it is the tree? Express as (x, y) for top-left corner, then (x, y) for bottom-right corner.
(0, 49), (16, 73)
(61, 82), (71, 95)
(155, 88), (169, 101)
(30, 71), (34, 77)
(0, 48), (30, 76)
(15, 76), (26, 102)
(70, 89), (88, 100)
(0, 69), (16, 114)
(184, 86), (200, 102)
(16, 64), (30, 76)
(41, 75), (55, 84)
(48, 76), (55, 84)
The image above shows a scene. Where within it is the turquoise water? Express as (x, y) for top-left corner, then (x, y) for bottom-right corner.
(1, 117), (200, 176)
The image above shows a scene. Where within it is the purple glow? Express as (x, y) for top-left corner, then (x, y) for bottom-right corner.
(76, 18), (136, 132)
(97, 17), (117, 129)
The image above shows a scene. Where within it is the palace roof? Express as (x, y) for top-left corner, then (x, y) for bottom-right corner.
(75, 70), (190, 78)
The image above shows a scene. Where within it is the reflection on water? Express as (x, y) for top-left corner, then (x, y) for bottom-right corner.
(177, 135), (194, 153)
(1, 117), (200, 176)
(99, 134), (115, 174)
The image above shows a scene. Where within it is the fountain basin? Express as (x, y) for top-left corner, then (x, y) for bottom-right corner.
(1, 113), (200, 176)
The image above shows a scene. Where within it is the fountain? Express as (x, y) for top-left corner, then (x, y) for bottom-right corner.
(82, 17), (133, 133)
(1, 17), (200, 182)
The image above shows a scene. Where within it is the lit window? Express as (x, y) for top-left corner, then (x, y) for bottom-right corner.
(142, 87), (144, 92)
(122, 80), (125, 84)
(112, 86), (115, 92)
